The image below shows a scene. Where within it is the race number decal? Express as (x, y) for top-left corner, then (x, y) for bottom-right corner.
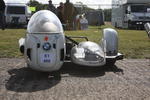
(41, 53), (52, 63)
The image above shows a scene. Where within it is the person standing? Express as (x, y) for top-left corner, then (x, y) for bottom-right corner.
(63, 0), (77, 30)
(57, 2), (64, 23)
(48, 0), (57, 14)
(0, 0), (6, 30)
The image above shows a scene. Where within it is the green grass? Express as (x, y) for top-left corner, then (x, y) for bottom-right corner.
(0, 29), (26, 58)
(118, 29), (150, 58)
(0, 24), (149, 58)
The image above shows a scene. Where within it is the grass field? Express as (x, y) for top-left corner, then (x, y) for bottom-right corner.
(0, 24), (149, 58)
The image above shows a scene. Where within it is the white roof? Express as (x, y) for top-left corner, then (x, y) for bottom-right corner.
(27, 10), (63, 33)
(5, 3), (26, 6)
(114, 0), (150, 4)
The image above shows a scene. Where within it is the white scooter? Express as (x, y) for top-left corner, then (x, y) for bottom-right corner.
(19, 10), (123, 72)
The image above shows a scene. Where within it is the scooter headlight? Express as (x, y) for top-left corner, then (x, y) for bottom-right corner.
(43, 42), (51, 50)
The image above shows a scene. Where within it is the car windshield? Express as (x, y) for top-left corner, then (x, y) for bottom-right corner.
(7, 6), (25, 14)
(131, 5), (150, 13)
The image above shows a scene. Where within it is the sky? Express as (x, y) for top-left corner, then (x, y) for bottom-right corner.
(4, 0), (112, 9)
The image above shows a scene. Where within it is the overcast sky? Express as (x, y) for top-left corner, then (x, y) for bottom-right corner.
(4, 0), (112, 9)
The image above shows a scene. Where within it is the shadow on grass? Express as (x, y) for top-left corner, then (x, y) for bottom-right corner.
(6, 62), (123, 92)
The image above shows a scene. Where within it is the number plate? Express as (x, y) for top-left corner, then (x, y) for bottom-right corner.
(41, 53), (52, 63)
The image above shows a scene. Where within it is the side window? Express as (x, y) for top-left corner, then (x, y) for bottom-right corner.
(127, 6), (131, 14)
(7, 6), (25, 14)
(27, 6), (31, 14)
(147, 6), (150, 12)
(127, 6), (130, 12)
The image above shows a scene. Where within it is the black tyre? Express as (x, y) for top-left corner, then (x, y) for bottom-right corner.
(115, 22), (118, 28)
(128, 21), (133, 29)
(106, 59), (116, 66)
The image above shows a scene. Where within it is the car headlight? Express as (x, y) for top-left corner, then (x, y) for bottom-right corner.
(43, 42), (51, 50)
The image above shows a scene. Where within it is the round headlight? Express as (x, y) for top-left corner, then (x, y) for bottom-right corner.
(43, 42), (51, 50)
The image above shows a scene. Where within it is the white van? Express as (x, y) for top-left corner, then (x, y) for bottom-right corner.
(112, 0), (150, 29)
(5, 3), (31, 26)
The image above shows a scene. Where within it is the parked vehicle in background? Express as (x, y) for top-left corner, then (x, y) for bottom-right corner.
(144, 23), (150, 38)
(5, 3), (31, 27)
(112, 0), (150, 29)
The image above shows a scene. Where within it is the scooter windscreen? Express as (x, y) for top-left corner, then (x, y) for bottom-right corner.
(71, 41), (106, 66)
(27, 10), (63, 33)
